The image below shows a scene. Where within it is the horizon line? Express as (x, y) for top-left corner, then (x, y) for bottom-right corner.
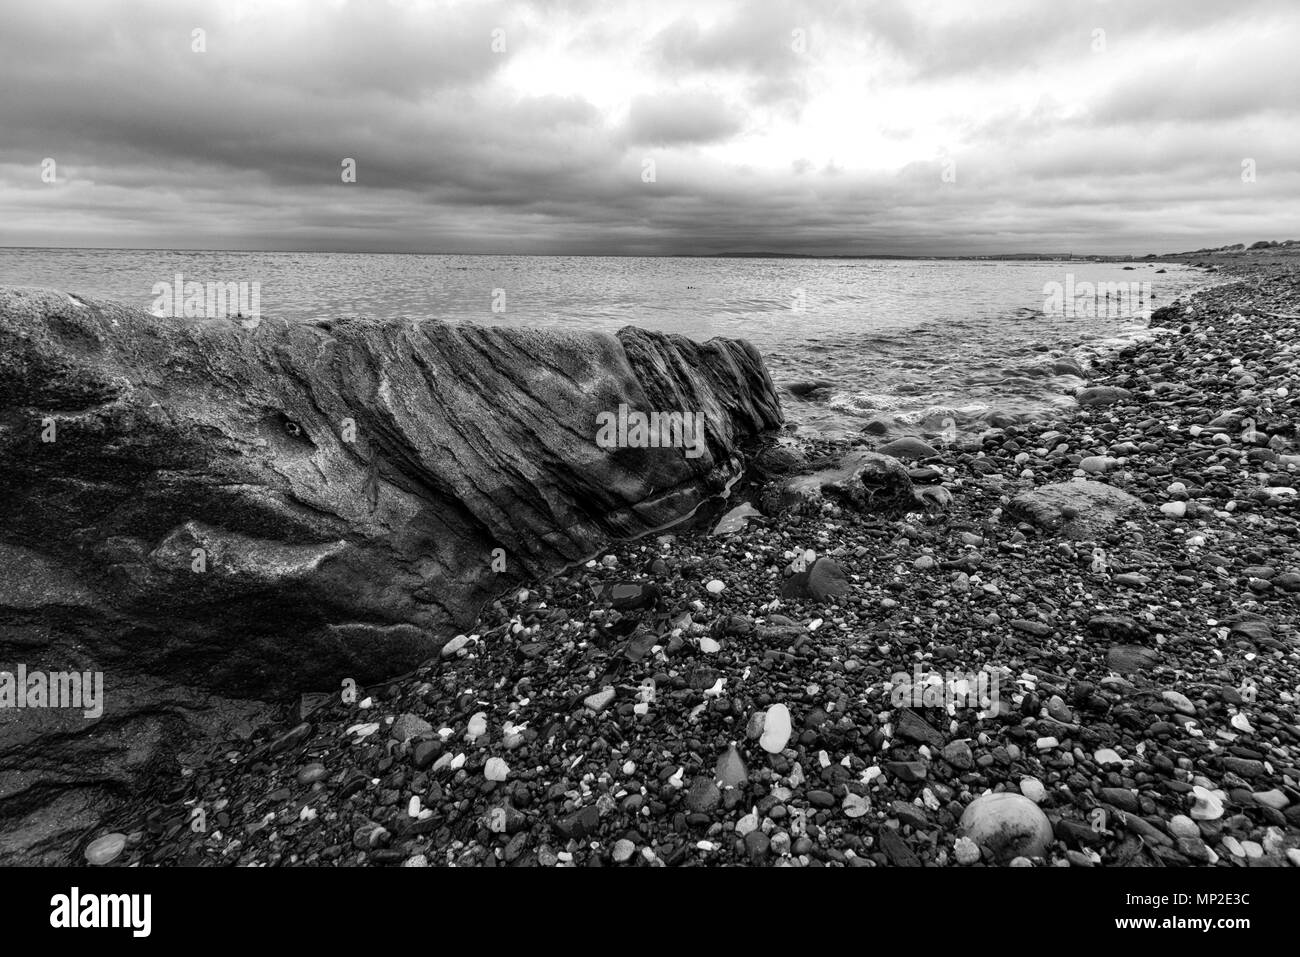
(0, 243), (1262, 259)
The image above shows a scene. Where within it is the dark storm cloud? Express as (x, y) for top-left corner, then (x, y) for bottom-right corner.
(0, 0), (1297, 254)
(644, 1), (818, 111)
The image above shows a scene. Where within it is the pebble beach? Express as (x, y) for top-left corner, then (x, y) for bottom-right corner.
(94, 251), (1300, 869)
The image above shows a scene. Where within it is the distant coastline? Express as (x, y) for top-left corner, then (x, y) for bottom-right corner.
(0, 239), (1295, 261)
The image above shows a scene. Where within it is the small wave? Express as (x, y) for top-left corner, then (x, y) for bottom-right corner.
(828, 391), (906, 414)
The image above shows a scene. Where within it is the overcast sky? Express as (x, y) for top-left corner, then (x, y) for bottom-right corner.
(1, 0), (1296, 255)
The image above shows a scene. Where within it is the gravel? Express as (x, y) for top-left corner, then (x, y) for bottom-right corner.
(88, 254), (1300, 868)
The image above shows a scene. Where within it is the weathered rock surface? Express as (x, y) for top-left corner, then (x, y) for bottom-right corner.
(0, 287), (783, 861)
(1075, 386), (1133, 407)
(1005, 480), (1144, 538)
(761, 448), (915, 517)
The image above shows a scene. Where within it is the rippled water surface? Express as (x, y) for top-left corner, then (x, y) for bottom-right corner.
(0, 249), (1211, 438)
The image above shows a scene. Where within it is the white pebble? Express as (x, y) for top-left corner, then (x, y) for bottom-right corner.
(1189, 787), (1223, 821)
(760, 704), (792, 753)
(954, 836), (980, 865)
(1093, 748), (1122, 766)
(1019, 777), (1047, 804)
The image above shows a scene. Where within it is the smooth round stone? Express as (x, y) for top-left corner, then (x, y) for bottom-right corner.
(1252, 789), (1289, 810)
(1169, 815), (1200, 839)
(1019, 777), (1047, 804)
(959, 793), (1053, 862)
(760, 704), (792, 754)
(1162, 690), (1196, 715)
(85, 833), (127, 866)
(297, 762), (328, 785)
(1080, 456), (1115, 474)
(878, 437), (938, 460)
(1094, 748), (1122, 766)
(484, 757), (510, 782)
(612, 839), (636, 863)
(1160, 501), (1187, 518)
(705, 579), (726, 595)
(1046, 695), (1073, 722)
(440, 634), (472, 658)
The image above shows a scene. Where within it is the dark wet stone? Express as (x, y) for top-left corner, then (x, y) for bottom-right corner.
(878, 829), (920, 866)
(554, 805), (601, 839)
(781, 557), (850, 601)
(895, 709), (945, 748)
(684, 777), (721, 814)
(885, 761), (929, 783)
(1107, 645), (1160, 674)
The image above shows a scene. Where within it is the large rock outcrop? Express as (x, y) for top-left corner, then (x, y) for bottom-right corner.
(0, 287), (782, 861)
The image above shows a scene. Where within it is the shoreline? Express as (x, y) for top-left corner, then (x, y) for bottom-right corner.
(96, 251), (1300, 868)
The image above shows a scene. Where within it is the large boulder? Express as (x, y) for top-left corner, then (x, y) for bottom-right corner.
(0, 287), (783, 861)
(1006, 479), (1143, 539)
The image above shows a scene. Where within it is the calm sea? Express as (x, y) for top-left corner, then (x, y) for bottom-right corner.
(0, 249), (1210, 439)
